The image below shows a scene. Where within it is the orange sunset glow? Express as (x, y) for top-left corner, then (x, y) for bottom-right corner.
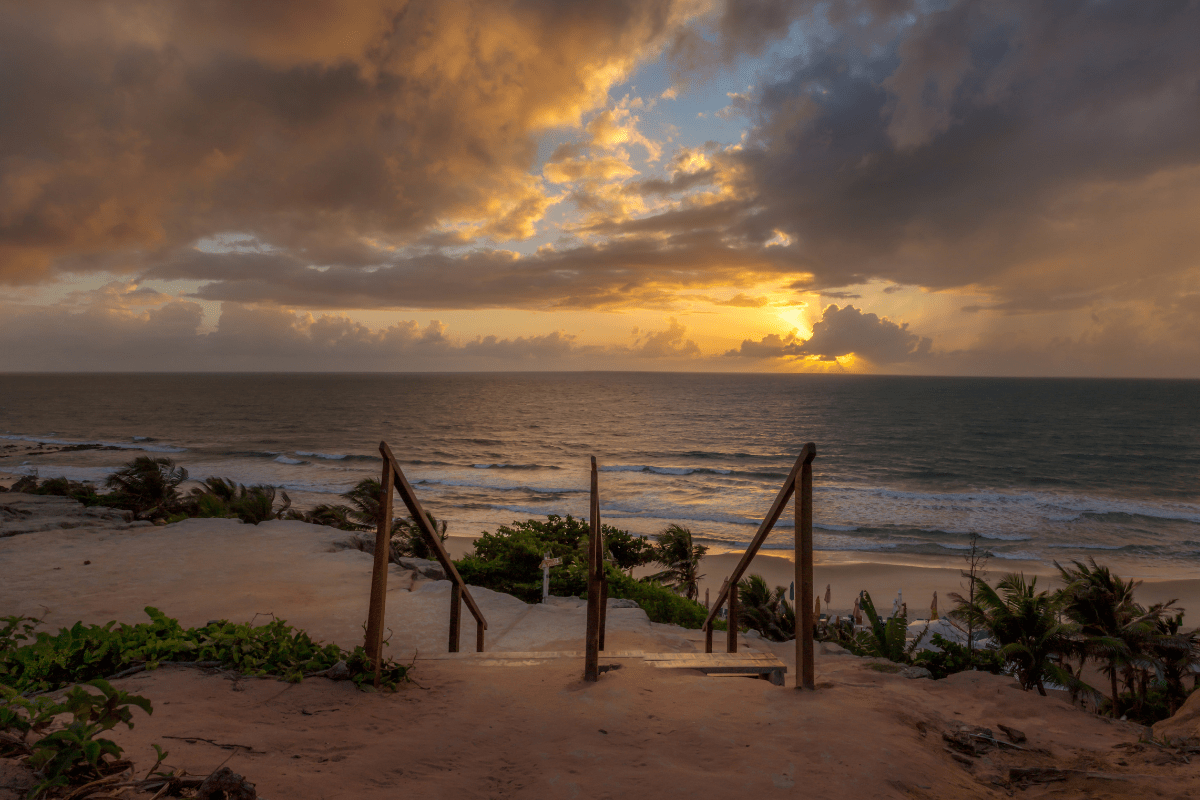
(2, 1), (1199, 376)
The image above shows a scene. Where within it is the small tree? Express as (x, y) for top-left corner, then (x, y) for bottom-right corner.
(956, 532), (990, 656)
(648, 524), (707, 602)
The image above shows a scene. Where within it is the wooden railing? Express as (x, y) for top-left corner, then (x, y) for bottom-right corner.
(364, 441), (489, 681)
(584, 456), (608, 681)
(702, 443), (817, 689)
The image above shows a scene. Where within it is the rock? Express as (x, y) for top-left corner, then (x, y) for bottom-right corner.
(744, 629), (763, 640)
(325, 660), (351, 681)
(1154, 685), (1200, 742)
(606, 598), (639, 609)
(900, 666), (933, 679)
(396, 557), (446, 580)
(195, 767), (257, 800)
(819, 641), (849, 656)
(996, 723), (1027, 744)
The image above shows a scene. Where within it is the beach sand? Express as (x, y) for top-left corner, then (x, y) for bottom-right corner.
(4, 493), (1200, 798)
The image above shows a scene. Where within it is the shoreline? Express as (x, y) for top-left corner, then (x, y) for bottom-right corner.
(7, 462), (1200, 618)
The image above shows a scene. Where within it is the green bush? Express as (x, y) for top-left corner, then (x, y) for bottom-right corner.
(911, 633), (1005, 679)
(454, 515), (709, 626)
(0, 608), (410, 694)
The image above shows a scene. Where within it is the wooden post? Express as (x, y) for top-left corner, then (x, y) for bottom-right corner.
(449, 583), (462, 653)
(705, 622), (713, 653)
(584, 456), (601, 681)
(364, 457), (394, 680)
(796, 450), (816, 690)
(476, 617), (486, 652)
(727, 582), (738, 653)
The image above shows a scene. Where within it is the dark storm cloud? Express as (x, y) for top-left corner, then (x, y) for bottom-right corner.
(732, 0), (1200, 306)
(0, 0), (688, 283)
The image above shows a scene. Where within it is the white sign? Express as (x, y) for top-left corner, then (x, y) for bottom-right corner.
(540, 553), (562, 602)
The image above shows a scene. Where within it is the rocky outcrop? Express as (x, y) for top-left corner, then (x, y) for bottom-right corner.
(1, 493), (149, 538)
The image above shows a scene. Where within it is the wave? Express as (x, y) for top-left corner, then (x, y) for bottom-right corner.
(472, 463), (561, 471)
(599, 464), (733, 476)
(413, 477), (584, 495)
(1, 434), (187, 454)
(273, 455), (306, 465)
(295, 451), (347, 460)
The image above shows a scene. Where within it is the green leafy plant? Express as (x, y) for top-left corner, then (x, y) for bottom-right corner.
(911, 633), (1005, 679)
(7, 680), (151, 798)
(0, 607), (411, 695)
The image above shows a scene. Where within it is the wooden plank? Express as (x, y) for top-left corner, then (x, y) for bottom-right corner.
(584, 456), (601, 681)
(380, 442), (489, 649)
(449, 583), (462, 653)
(702, 443), (816, 630)
(797, 457), (815, 690)
(363, 454), (394, 678)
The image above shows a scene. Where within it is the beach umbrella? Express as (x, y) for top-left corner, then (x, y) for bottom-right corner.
(852, 596), (862, 626)
(814, 595), (821, 617)
(930, 590), (938, 621)
(824, 584), (831, 606)
(789, 581), (794, 601)
(892, 590), (903, 618)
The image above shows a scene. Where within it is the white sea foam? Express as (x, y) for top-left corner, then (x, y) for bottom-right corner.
(273, 456), (305, 465)
(295, 451), (348, 460)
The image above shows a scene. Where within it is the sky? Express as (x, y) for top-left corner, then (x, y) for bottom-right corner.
(2, 0), (1199, 375)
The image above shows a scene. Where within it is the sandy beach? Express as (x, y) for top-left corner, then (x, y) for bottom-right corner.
(4, 490), (1200, 798)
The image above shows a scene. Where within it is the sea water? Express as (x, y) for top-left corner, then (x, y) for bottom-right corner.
(1, 373), (1197, 575)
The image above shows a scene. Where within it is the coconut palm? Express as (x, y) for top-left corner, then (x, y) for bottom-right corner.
(648, 524), (707, 601)
(344, 477), (389, 530)
(391, 511), (449, 560)
(105, 456), (188, 516)
(956, 573), (1092, 697)
(737, 574), (795, 641)
(1056, 559), (1163, 715)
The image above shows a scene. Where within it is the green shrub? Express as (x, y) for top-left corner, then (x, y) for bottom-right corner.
(912, 633), (1005, 679)
(0, 607), (410, 694)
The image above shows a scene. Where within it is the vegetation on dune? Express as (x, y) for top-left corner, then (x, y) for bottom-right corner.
(1, 609), (410, 798)
(736, 575), (795, 642)
(452, 515), (709, 627)
(0, 608), (410, 696)
(646, 524), (707, 602)
(809, 560), (1199, 723)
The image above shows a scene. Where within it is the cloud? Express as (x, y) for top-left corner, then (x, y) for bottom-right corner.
(724, 304), (930, 364)
(0, 300), (706, 371)
(0, 0), (698, 283)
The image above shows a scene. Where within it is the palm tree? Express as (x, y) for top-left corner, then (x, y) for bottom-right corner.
(391, 511), (449, 560)
(648, 524), (707, 601)
(344, 478), (388, 530)
(1056, 559), (1163, 716)
(105, 456), (188, 516)
(737, 574), (795, 641)
(956, 573), (1091, 697)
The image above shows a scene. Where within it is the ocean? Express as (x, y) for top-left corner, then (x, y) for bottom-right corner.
(1, 373), (1197, 576)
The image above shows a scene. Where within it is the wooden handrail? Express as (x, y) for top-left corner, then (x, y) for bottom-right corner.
(364, 441), (489, 679)
(701, 443), (817, 630)
(381, 441), (488, 629)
